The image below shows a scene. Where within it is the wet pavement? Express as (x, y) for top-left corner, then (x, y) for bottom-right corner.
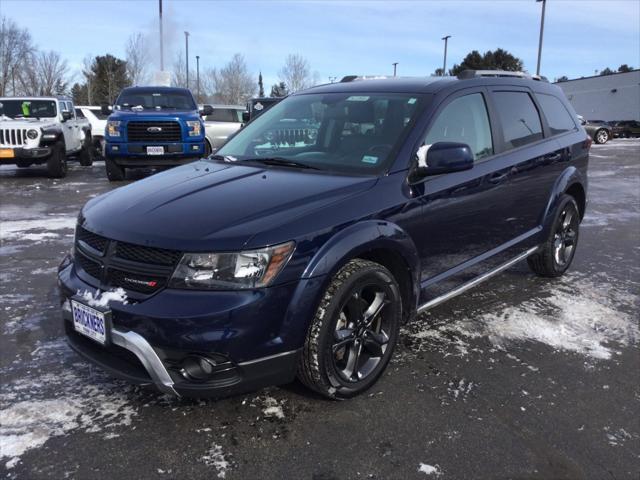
(1, 140), (639, 479)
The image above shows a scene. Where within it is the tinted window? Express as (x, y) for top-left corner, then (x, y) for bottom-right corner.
(75, 108), (86, 119)
(0, 100), (57, 118)
(206, 108), (242, 123)
(493, 91), (543, 148)
(535, 94), (576, 135)
(424, 93), (493, 161)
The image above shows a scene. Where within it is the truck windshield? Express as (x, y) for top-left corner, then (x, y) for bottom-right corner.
(0, 99), (57, 118)
(115, 89), (196, 111)
(216, 92), (426, 175)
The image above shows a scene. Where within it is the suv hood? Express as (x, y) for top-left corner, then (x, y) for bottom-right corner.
(82, 160), (377, 251)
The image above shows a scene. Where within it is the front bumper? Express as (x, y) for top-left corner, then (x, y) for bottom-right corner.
(105, 141), (205, 165)
(57, 261), (314, 398)
(0, 146), (52, 164)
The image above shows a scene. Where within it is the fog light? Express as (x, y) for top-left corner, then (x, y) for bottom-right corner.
(111, 145), (120, 152)
(180, 355), (218, 381)
(191, 145), (199, 151)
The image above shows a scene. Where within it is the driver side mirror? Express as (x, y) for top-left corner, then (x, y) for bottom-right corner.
(413, 142), (474, 178)
(61, 111), (72, 121)
(200, 104), (214, 117)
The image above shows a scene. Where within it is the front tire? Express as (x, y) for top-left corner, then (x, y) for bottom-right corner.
(46, 142), (67, 178)
(105, 157), (125, 181)
(594, 128), (609, 144)
(79, 135), (94, 166)
(298, 259), (402, 399)
(528, 195), (580, 277)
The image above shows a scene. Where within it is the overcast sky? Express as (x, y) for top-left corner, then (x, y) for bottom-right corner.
(2, 0), (639, 88)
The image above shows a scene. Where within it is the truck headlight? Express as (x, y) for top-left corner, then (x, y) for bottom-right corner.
(27, 129), (38, 139)
(186, 120), (202, 137)
(107, 121), (121, 137)
(169, 241), (295, 290)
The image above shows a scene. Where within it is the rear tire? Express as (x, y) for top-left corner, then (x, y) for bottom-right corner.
(297, 259), (402, 399)
(528, 194), (580, 277)
(46, 142), (67, 178)
(79, 135), (94, 166)
(105, 157), (125, 181)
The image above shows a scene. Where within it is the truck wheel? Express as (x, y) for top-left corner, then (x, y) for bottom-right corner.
(79, 135), (94, 166)
(46, 142), (67, 178)
(105, 157), (125, 181)
(298, 259), (402, 399)
(528, 194), (580, 277)
(594, 128), (609, 144)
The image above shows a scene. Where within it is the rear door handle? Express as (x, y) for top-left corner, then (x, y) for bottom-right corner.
(488, 171), (509, 184)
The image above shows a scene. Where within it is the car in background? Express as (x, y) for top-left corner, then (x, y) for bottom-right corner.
(577, 116), (612, 144)
(243, 97), (283, 122)
(76, 106), (110, 157)
(202, 104), (244, 153)
(611, 120), (640, 138)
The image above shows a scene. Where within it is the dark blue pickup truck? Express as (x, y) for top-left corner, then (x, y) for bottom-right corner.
(103, 86), (212, 181)
(60, 71), (590, 399)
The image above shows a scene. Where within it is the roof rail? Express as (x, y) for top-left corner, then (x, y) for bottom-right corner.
(457, 70), (549, 82)
(340, 75), (359, 82)
(340, 75), (391, 83)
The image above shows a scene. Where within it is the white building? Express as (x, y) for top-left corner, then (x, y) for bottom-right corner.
(556, 70), (640, 121)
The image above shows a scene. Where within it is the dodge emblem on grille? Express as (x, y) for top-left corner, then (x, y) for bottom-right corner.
(147, 126), (163, 133)
(124, 277), (158, 287)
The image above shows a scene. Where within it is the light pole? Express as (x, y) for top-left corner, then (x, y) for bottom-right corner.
(159, 0), (164, 71)
(196, 55), (200, 102)
(184, 31), (190, 89)
(441, 35), (451, 76)
(536, 0), (547, 75)
(392, 62), (398, 77)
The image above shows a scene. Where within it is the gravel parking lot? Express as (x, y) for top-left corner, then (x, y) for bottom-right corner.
(1, 139), (639, 480)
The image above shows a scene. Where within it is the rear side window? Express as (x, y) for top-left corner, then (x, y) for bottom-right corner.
(424, 93), (493, 161)
(75, 108), (86, 119)
(535, 93), (576, 135)
(205, 109), (242, 123)
(492, 91), (543, 148)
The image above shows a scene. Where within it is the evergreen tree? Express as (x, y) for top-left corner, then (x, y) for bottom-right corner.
(270, 81), (287, 97)
(449, 49), (524, 76)
(258, 72), (264, 97)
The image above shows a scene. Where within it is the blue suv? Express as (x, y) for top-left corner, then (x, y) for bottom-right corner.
(103, 86), (212, 181)
(59, 71), (589, 399)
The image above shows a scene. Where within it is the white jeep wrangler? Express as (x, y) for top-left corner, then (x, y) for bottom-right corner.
(0, 96), (94, 178)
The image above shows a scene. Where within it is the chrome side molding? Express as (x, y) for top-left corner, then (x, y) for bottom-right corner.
(417, 246), (540, 314)
(112, 329), (180, 397)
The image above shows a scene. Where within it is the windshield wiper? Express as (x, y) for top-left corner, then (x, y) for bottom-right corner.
(243, 157), (320, 170)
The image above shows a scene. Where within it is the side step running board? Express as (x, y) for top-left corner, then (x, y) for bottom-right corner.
(417, 246), (539, 314)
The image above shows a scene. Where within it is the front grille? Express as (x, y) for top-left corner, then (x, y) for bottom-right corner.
(76, 225), (108, 254)
(74, 225), (181, 295)
(0, 128), (28, 146)
(127, 121), (182, 142)
(115, 242), (181, 266)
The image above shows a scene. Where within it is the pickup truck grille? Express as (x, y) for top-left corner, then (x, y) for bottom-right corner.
(127, 121), (182, 142)
(74, 225), (182, 295)
(0, 128), (28, 146)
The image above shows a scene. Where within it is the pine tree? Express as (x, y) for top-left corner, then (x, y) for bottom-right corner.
(258, 72), (264, 97)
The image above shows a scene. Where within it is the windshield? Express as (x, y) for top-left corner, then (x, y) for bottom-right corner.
(0, 99), (57, 119)
(115, 89), (196, 111)
(216, 92), (425, 175)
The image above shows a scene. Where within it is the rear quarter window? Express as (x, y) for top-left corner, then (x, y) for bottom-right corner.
(492, 91), (543, 149)
(206, 109), (242, 122)
(535, 93), (576, 135)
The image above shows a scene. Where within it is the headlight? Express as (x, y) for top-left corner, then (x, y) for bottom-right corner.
(169, 241), (295, 290)
(186, 120), (202, 137)
(107, 121), (121, 137)
(27, 129), (38, 139)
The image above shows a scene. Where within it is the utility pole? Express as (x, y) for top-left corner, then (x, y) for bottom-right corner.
(441, 35), (451, 76)
(159, 0), (164, 71)
(392, 62), (398, 77)
(536, 0), (547, 76)
(184, 31), (190, 89)
(196, 55), (200, 102)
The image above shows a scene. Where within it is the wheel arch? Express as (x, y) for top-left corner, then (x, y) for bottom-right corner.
(540, 166), (587, 235)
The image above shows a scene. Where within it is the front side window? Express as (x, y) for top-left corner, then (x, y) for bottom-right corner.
(535, 93), (576, 135)
(216, 92), (425, 175)
(493, 91), (543, 148)
(0, 100), (57, 118)
(115, 89), (196, 111)
(423, 93), (493, 161)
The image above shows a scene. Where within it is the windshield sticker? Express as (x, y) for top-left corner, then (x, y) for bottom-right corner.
(362, 155), (378, 164)
(347, 96), (370, 102)
(408, 98), (417, 104)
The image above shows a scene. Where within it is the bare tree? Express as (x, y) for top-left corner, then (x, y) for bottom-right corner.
(171, 51), (195, 90)
(0, 16), (35, 96)
(125, 32), (150, 85)
(278, 53), (314, 93)
(17, 50), (68, 96)
(204, 54), (255, 105)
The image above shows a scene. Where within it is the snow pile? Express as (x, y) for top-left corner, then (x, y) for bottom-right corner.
(200, 443), (230, 478)
(79, 288), (128, 307)
(418, 463), (441, 475)
(0, 216), (76, 242)
(261, 396), (285, 419)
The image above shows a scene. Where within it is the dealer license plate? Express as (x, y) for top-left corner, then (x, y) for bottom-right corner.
(72, 300), (108, 345)
(146, 146), (165, 155)
(0, 148), (15, 158)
